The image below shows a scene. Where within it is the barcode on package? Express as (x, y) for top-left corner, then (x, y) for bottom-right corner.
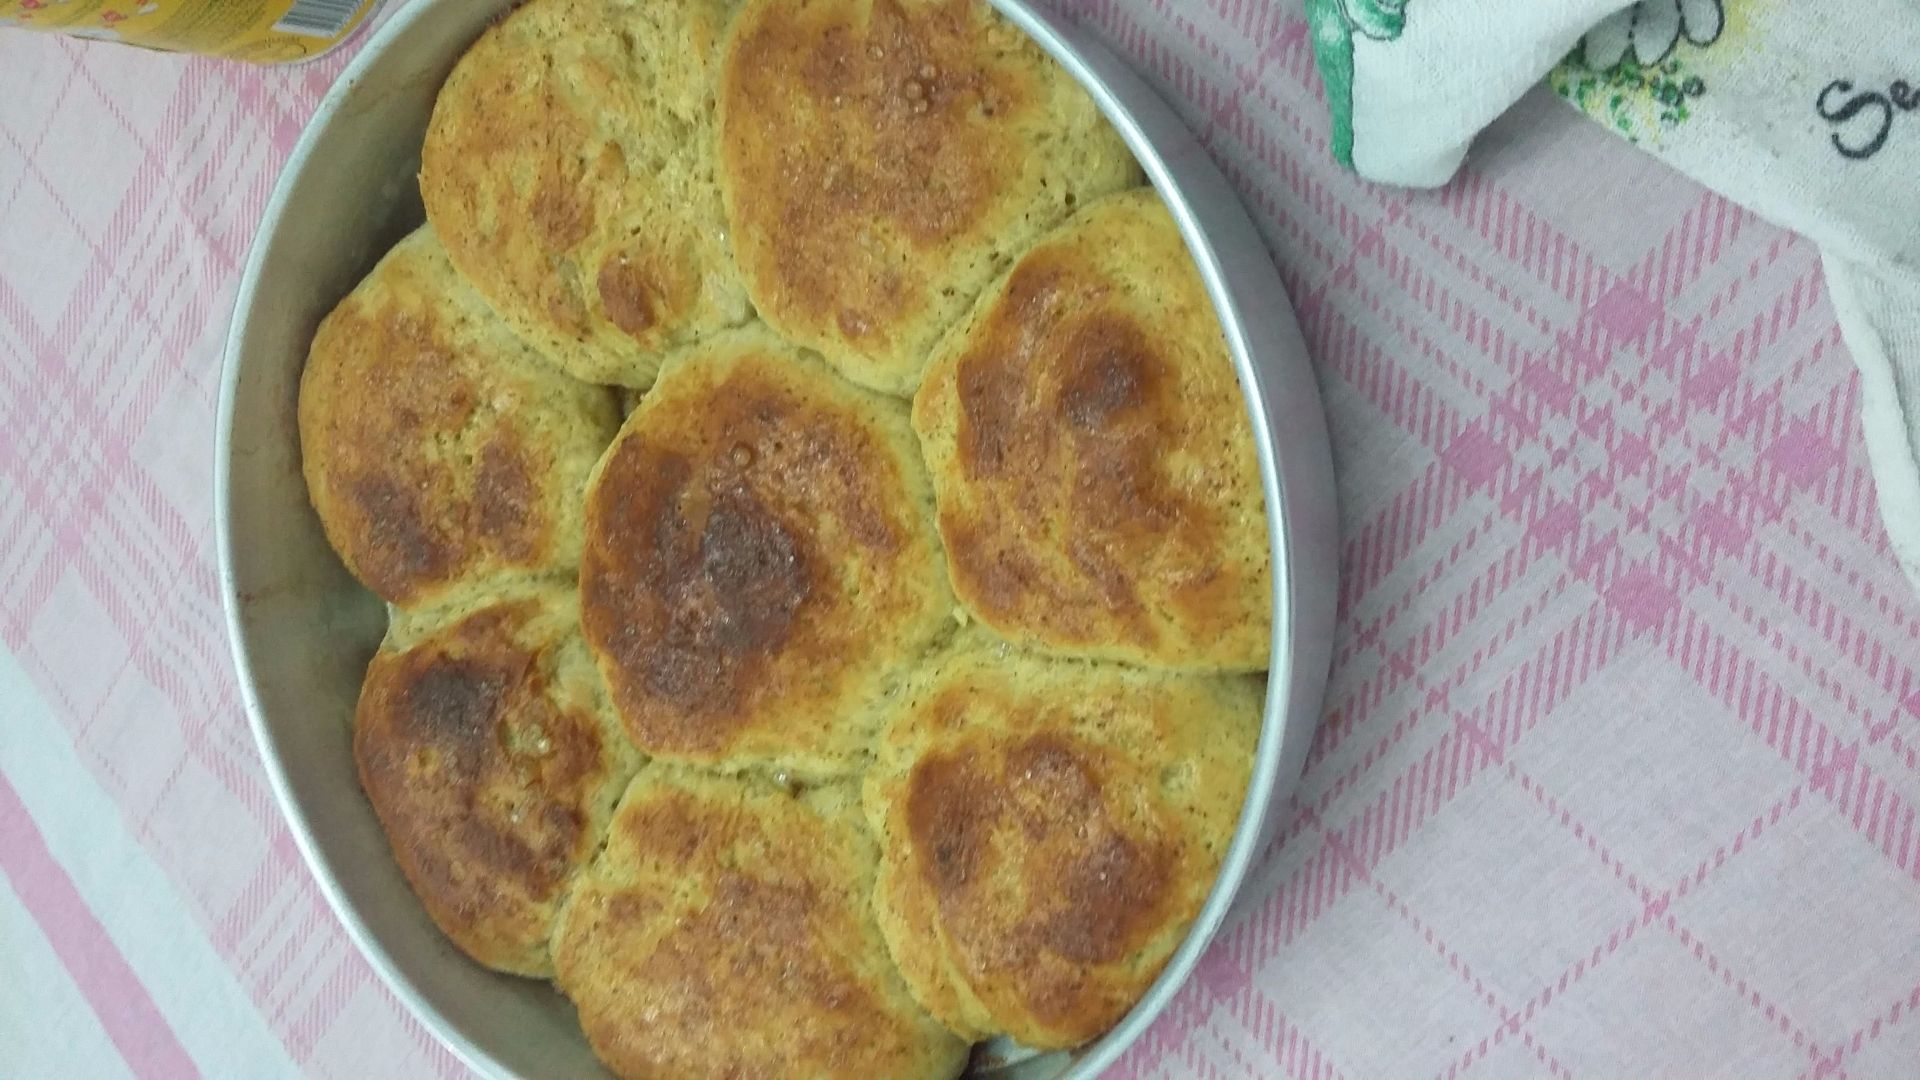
(272, 0), (360, 37)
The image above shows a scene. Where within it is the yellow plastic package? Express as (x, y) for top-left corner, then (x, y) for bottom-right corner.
(0, 0), (384, 64)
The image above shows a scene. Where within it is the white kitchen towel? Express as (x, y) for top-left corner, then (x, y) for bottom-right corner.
(1307, 0), (1920, 589)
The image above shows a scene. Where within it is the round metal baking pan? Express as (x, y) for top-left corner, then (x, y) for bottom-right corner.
(215, 1), (1338, 1075)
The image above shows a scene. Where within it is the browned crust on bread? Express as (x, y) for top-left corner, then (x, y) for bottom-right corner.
(718, 0), (1140, 394)
(421, 0), (748, 386)
(354, 595), (634, 976)
(580, 326), (952, 778)
(551, 773), (967, 1078)
(297, 227), (618, 608)
(913, 191), (1270, 671)
(866, 641), (1261, 1047)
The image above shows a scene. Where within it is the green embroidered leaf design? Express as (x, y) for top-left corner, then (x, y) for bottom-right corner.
(1305, 0), (1411, 167)
(1549, 51), (1705, 144)
(1343, 0), (1408, 42)
(1306, 0), (1360, 165)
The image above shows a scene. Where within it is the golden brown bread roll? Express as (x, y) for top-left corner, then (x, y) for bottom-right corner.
(580, 324), (953, 780)
(550, 768), (969, 1079)
(421, 0), (750, 387)
(717, 0), (1141, 395)
(913, 189), (1271, 672)
(353, 586), (640, 977)
(864, 635), (1260, 1048)
(298, 225), (619, 608)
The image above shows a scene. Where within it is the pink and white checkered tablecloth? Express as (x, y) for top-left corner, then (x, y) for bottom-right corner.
(5, 1), (1920, 1077)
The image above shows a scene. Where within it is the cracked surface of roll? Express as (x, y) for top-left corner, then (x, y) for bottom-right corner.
(913, 190), (1271, 672)
(864, 636), (1261, 1048)
(298, 225), (619, 608)
(580, 324), (953, 780)
(551, 768), (969, 1079)
(422, 0), (750, 387)
(353, 586), (641, 977)
(717, 0), (1140, 396)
